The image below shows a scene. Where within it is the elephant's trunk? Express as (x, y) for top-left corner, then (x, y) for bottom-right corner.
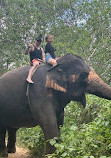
(86, 69), (111, 100)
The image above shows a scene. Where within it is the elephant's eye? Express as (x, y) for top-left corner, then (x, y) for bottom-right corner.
(58, 68), (62, 72)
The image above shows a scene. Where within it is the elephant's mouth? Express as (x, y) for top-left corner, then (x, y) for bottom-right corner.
(45, 77), (66, 93)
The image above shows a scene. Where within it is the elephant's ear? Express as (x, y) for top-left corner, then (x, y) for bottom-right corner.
(45, 64), (67, 93)
(45, 76), (66, 93)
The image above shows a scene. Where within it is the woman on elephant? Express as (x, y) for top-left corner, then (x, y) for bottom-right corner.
(45, 35), (58, 66)
(25, 35), (45, 84)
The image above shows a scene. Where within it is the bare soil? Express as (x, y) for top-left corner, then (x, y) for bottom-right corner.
(8, 146), (31, 158)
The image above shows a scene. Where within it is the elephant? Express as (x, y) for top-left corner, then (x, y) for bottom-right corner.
(0, 54), (111, 157)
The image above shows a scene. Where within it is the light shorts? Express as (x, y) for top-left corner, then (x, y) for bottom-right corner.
(45, 53), (52, 62)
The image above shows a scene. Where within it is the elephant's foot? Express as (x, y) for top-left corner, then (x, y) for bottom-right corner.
(46, 142), (56, 155)
(7, 146), (16, 153)
(0, 147), (8, 157)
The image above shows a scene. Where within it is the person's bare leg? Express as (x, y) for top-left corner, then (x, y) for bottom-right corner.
(26, 61), (39, 83)
(48, 58), (57, 66)
(26, 66), (36, 83)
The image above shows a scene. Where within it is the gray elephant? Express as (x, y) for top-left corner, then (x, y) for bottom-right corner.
(0, 54), (111, 157)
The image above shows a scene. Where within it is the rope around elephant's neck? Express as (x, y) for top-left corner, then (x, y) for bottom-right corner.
(26, 64), (44, 117)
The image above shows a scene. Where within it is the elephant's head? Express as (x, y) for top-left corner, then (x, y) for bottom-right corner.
(46, 54), (111, 107)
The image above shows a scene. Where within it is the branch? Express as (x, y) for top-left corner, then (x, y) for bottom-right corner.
(87, 48), (96, 64)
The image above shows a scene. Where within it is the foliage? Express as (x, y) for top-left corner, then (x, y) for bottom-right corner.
(0, 0), (111, 82)
(17, 95), (111, 157)
(47, 95), (111, 157)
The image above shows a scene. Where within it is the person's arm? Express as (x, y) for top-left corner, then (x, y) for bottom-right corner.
(25, 44), (33, 55)
(41, 48), (45, 62)
(45, 43), (51, 54)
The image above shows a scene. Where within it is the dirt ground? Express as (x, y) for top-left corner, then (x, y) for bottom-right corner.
(8, 146), (31, 158)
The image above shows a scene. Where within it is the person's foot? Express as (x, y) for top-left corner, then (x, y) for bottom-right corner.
(26, 78), (34, 84)
(52, 62), (57, 66)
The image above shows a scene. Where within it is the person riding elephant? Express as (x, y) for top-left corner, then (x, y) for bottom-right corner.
(45, 35), (58, 66)
(25, 35), (45, 83)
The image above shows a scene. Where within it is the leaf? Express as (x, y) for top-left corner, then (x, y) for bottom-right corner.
(61, 152), (67, 157)
(70, 125), (78, 131)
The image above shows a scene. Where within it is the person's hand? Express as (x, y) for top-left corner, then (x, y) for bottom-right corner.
(28, 44), (33, 51)
(25, 44), (33, 55)
(43, 57), (45, 62)
(55, 57), (59, 61)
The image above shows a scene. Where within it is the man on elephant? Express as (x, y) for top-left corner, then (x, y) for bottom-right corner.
(25, 35), (45, 83)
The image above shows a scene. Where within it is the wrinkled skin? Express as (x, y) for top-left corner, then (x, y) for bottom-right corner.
(0, 54), (111, 157)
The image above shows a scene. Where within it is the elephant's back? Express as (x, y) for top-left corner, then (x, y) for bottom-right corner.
(0, 63), (49, 99)
(0, 64), (49, 100)
(0, 66), (29, 105)
(0, 65), (29, 80)
(0, 64), (49, 80)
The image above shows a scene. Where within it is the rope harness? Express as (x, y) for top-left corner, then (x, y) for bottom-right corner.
(26, 63), (44, 113)
(26, 83), (33, 113)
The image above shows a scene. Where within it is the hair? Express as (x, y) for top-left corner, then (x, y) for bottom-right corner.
(45, 35), (53, 42)
(36, 34), (42, 42)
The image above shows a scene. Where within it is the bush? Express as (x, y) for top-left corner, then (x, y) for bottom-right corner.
(48, 95), (111, 158)
(17, 126), (45, 158)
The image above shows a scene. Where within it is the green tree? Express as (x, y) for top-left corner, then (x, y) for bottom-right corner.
(0, 0), (111, 81)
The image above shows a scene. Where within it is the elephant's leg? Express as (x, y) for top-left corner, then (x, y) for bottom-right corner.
(41, 116), (59, 154)
(7, 127), (17, 153)
(59, 108), (64, 127)
(0, 127), (8, 157)
(57, 108), (64, 137)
